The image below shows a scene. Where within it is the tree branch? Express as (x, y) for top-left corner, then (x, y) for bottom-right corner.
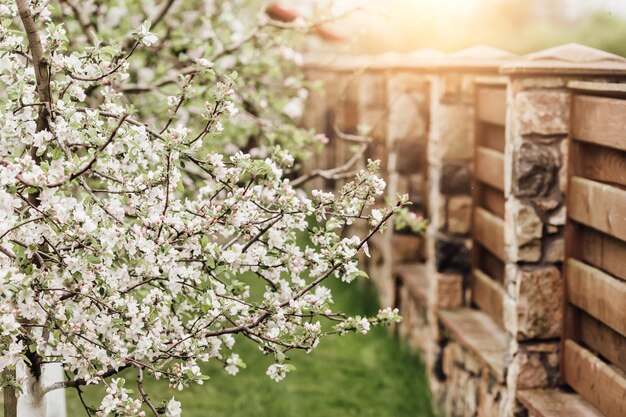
(16, 0), (51, 134)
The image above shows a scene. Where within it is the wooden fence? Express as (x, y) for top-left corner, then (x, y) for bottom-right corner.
(562, 87), (626, 417)
(302, 43), (626, 417)
(471, 81), (507, 329)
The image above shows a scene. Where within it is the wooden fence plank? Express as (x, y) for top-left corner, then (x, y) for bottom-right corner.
(573, 143), (626, 188)
(563, 340), (626, 417)
(474, 207), (506, 262)
(471, 269), (505, 328)
(475, 147), (505, 191)
(572, 95), (626, 152)
(477, 123), (505, 152)
(477, 87), (506, 126)
(477, 245), (505, 284)
(479, 184), (505, 219)
(568, 177), (626, 242)
(579, 227), (626, 282)
(580, 312), (626, 372)
(566, 259), (626, 337)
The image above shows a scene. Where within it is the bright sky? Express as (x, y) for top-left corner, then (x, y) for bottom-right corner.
(565, 0), (626, 17)
(314, 0), (626, 17)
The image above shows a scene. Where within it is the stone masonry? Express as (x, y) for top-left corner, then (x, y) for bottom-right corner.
(499, 43), (626, 417)
(302, 44), (626, 417)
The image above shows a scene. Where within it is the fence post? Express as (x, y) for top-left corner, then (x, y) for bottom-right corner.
(500, 43), (626, 417)
(424, 46), (516, 408)
(378, 50), (445, 349)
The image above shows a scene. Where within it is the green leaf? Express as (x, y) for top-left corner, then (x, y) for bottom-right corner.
(85, 254), (101, 264)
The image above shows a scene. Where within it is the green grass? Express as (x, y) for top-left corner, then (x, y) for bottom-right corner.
(65, 279), (436, 417)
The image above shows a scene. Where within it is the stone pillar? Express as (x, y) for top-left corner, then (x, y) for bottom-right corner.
(425, 46), (517, 403)
(301, 54), (371, 192)
(356, 63), (394, 307)
(361, 51), (441, 311)
(499, 43), (626, 416)
(383, 52), (437, 261)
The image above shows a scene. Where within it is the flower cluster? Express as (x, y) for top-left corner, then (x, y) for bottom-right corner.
(0, 0), (406, 415)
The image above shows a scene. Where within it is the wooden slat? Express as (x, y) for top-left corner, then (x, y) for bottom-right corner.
(477, 123), (505, 152)
(517, 389), (605, 417)
(479, 183), (505, 218)
(579, 226), (626, 281)
(477, 87), (506, 126)
(566, 258), (626, 337)
(563, 340), (626, 417)
(477, 245), (505, 284)
(580, 312), (626, 372)
(568, 177), (626, 242)
(474, 207), (506, 261)
(438, 309), (507, 382)
(394, 263), (429, 304)
(472, 269), (505, 328)
(572, 95), (626, 152)
(475, 147), (505, 191)
(572, 143), (626, 187)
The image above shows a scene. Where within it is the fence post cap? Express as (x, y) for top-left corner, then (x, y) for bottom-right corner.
(369, 48), (447, 70)
(302, 52), (374, 72)
(500, 43), (626, 76)
(435, 45), (517, 72)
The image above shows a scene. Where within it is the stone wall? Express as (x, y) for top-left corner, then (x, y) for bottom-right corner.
(302, 44), (626, 417)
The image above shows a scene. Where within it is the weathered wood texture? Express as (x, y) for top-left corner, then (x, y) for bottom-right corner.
(517, 388), (605, 417)
(471, 269), (505, 327)
(572, 143), (626, 187)
(477, 123), (505, 152)
(476, 87), (507, 126)
(579, 312), (626, 372)
(473, 207), (506, 261)
(565, 93), (626, 417)
(478, 184), (505, 218)
(475, 147), (505, 191)
(394, 263), (429, 303)
(471, 86), (508, 332)
(572, 95), (626, 152)
(476, 245), (505, 284)
(438, 309), (507, 382)
(563, 340), (626, 417)
(566, 259), (626, 337)
(568, 176), (626, 242)
(578, 226), (626, 281)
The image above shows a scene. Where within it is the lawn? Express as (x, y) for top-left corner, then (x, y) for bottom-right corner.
(63, 278), (436, 417)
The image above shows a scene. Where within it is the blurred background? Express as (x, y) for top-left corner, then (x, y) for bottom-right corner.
(280, 0), (626, 56)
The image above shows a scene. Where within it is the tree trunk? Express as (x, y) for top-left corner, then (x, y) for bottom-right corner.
(3, 369), (18, 417)
(16, 362), (66, 417)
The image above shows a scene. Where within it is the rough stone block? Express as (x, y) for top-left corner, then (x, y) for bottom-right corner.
(508, 342), (560, 390)
(544, 236), (564, 263)
(505, 265), (563, 340)
(387, 92), (427, 142)
(505, 199), (543, 263)
(435, 235), (471, 274)
(440, 164), (472, 195)
(437, 273), (464, 309)
(448, 196), (472, 235)
(393, 234), (424, 263)
(477, 370), (506, 417)
(395, 138), (424, 175)
(512, 140), (558, 198)
(548, 205), (566, 226)
(515, 90), (569, 136)
(431, 104), (474, 160)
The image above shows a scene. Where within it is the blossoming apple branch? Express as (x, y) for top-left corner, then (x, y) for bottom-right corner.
(0, 1), (415, 416)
